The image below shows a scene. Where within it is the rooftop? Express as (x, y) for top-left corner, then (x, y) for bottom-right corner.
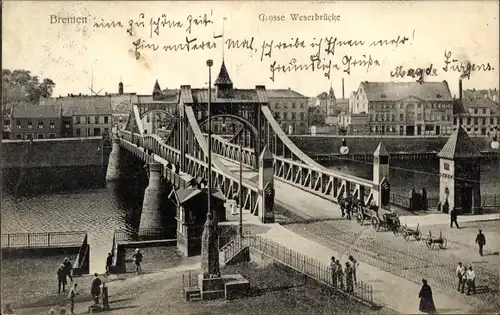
(360, 81), (453, 102)
(42, 96), (112, 116)
(180, 86), (269, 104)
(437, 126), (482, 159)
(214, 61), (233, 86)
(267, 89), (308, 99)
(12, 103), (61, 118)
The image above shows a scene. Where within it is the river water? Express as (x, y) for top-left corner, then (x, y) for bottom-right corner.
(2, 159), (498, 235)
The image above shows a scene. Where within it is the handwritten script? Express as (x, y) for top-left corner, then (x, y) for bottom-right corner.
(91, 13), (495, 83)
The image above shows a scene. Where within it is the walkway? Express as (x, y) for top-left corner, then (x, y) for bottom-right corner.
(88, 231), (115, 275)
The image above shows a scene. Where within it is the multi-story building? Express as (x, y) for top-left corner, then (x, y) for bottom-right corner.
(349, 81), (454, 136)
(454, 83), (500, 136)
(462, 88), (499, 104)
(267, 88), (309, 134)
(337, 112), (370, 135)
(5, 103), (62, 140)
(308, 106), (327, 127)
(42, 96), (113, 138)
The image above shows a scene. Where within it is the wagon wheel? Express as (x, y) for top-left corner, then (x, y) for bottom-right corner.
(356, 212), (363, 225)
(415, 231), (422, 241)
(403, 230), (410, 241)
(371, 217), (381, 231)
(425, 237), (433, 249)
(439, 237), (448, 249)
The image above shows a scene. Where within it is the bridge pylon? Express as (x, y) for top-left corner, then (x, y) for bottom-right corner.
(140, 162), (163, 231)
(106, 138), (121, 181)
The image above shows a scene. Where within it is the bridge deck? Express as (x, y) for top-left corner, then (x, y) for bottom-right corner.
(218, 157), (342, 219)
(88, 231), (115, 275)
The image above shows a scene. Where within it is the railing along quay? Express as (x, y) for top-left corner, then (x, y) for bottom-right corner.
(222, 233), (374, 305)
(1, 231), (87, 249)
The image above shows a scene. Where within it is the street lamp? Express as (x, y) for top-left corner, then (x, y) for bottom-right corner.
(207, 59), (213, 217)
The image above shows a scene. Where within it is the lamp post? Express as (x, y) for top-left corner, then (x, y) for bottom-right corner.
(239, 135), (243, 236)
(207, 59), (213, 217)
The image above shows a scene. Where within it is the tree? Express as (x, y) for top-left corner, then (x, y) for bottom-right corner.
(2, 69), (56, 104)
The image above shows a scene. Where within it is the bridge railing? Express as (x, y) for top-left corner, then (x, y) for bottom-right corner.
(1, 231), (87, 248)
(118, 129), (262, 214)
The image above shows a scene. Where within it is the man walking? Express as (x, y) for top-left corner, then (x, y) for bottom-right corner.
(475, 230), (486, 256)
(335, 260), (344, 290)
(455, 262), (465, 293)
(132, 248), (143, 274)
(105, 253), (113, 275)
(57, 264), (67, 294)
(466, 266), (476, 295)
(67, 283), (78, 315)
(450, 208), (459, 228)
(62, 257), (73, 282)
(345, 262), (354, 292)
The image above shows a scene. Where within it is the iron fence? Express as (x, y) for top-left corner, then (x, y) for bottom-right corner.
(482, 194), (500, 208)
(182, 270), (200, 297)
(113, 228), (173, 243)
(1, 231), (87, 248)
(392, 194), (499, 211)
(390, 192), (411, 208)
(223, 233), (374, 305)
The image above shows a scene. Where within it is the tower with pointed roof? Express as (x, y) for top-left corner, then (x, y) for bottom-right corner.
(152, 79), (162, 101)
(372, 142), (390, 209)
(437, 126), (482, 214)
(326, 86), (338, 116)
(214, 61), (233, 99)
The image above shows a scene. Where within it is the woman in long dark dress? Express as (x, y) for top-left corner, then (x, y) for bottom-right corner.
(419, 279), (437, 314)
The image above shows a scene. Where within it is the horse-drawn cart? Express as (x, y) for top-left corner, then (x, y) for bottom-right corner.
(425, 231), (447, 249)
(355, 205), (401, 233)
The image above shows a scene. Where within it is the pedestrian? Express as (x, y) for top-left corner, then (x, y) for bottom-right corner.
(335, 260), (344, 290)
(449, 207), (459, 228)
(466, 266), (476, 295)
(418, 279), (436, 314)
(330, 256), (337, 287)
(475, 230), (486, 256)
(455, 262), (465, 293)
(2, 303), (15, 314)
(62, 257), (73, 282)
(132, 248), (143, 274)
(67, 283), (78, 315)
(105, 252), (113, 275)
(48, 308), (56, 315)
(348, 255), (359, 284)
(175, 162), (180, 174)
(345, 262), (354, 292)
(91, 273), (102, 304)
(57, 264), (67, 294)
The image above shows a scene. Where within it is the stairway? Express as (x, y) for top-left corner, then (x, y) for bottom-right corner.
(219, 237), (250, 266)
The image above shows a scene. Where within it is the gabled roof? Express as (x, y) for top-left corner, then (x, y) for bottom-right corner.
(169, 187), (226, 205)
(180, 86), (268, 104)
(437, 126), (482, 159)
(12, 103), (61, 118)
(266, 89), (308, 99)
(42, 96), (113, 116)
(214, 61), (233, 86)
(360, 81), (453, 102)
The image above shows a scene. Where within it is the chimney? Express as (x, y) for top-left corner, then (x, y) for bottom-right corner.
(342, 78), (345, 99)
(459, 79), (463, 100)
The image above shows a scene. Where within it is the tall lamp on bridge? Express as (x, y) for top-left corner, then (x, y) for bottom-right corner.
(207, 59), (214, 218)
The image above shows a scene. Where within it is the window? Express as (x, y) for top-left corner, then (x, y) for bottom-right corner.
(26, 134), (33, 140)
(37, 134), (44, 139)
(28, 121), (33, 129)
(76, 129), (81, 137)
(381, 94), (387, 98)
(49, 133), (56, 139)
(291, 113), (296, 120)
(291, 103), (296, 109)
(444, 163), (450, 171)
(16, 120), (21, 128)
(16, 134), (22, 139)
(87, 117), (91, 124)
(459, 118), (463, 125)
(80, 116), (86, 124)
(50, 121), (55, 129)
(482, 118), (486, 125)
(4, 119), (10, 126)
(474, 118), (478, 125)
(417, 103), (421, 109)
(453, 118), (457, 125)
(95, 116), (99, 124)
(417, 114), (422, 120)
(474, 109), (478, 114)
(467, 118), (471, 125)
(400, 114), (404, 121)
(38, 121), (43, 129)
(300, 103), (304, 109)
(104, 116), (109, 124)
(275, 102), (280, 109)
(491, 118), (495, 125)
(300, 113), (304, 120)
(94, 128), (101, 136)
(436, 94), (442, 98)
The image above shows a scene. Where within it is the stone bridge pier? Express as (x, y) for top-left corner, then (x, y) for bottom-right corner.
(106, 138), (121, 181)
(140, 162), (163, 231)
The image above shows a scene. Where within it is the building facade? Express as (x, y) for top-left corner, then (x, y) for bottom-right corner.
(454, 88), (500, 137)
(267, 89), (309, 134)
(308, 106), (327, 127)
(5, 103), (62, 140)
(349, 81), (454, 136)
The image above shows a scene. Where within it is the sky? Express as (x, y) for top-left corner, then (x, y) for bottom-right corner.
(3, 1), (499, 98)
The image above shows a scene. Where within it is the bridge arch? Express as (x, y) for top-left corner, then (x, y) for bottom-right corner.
(197, 114), (259, 148)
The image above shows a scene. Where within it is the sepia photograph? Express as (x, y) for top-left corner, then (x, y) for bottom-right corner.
(1, 1), (499, 314)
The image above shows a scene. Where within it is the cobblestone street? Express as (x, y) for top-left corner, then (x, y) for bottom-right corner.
(285, 219), (500, 312)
